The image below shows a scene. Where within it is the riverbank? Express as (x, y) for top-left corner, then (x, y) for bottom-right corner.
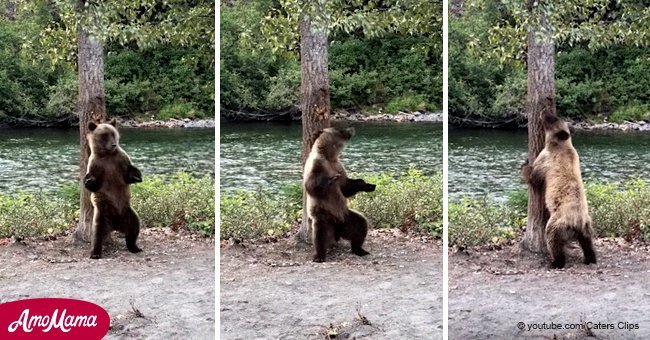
(119, 117), (216, 128)
(449, 115), (650, 132)
(572, 120), (650, 132)
(333, 110), (443, 123)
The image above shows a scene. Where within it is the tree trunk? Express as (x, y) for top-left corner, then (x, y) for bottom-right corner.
(522, 1), (555, 253)
(296, 11), (331, 244)
(74, 24), (106, 242)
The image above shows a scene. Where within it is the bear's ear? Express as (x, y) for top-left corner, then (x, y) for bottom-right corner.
(542, 112), (559, 125)
(88, 122), (97, 131)
(569, 125), (576, 135)
(108, 118), (117, 127)
(556, 130), (570, 141)
(311, 129), (324, 141)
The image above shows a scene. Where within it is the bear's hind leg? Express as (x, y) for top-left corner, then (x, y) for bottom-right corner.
(546, 218), (566, 269)
(577, 224), (596, 265)
(312, 216), (334, 262)
(343, 210), (369, 257)
(123, 207), (142, 254)
(90, 210), (109, 259)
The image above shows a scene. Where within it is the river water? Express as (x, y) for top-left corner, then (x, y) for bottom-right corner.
(220, 122), (442, 192)
(0, 128), (215, 194)
(450, 128), (650, 200)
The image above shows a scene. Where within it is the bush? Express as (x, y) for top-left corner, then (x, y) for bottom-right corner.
(609, 104), (650, 123)
(220, 190), (299, 241)
(449, 180), (650, 247)
(0, 173), (215, 239)
(384, 94), (431, 114)
(157, 102), (206, 120)
(45, 73), (77, 117)
(0, 193), (76, 238)
(350, 170), (443, 236)
(587, 180), (650, 240)
(448, 196), (523, 248)
(220, 170), (443, 241)
(131, 173), (215, 236)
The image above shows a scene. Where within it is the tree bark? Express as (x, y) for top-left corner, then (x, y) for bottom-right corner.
(75, 22), (106, 242)
(522, 1), (555, 253)
(296, 10), (331, 244)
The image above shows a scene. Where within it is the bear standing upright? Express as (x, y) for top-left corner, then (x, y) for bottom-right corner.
(303, 127), (376, 262)
(84, 119), (143, 259)
(521, 113), (596, 269)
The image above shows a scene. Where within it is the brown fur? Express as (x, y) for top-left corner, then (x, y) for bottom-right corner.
(521, 114), (596, 268)
(303, 127), (375, 262)
(84, 119), (143, 259)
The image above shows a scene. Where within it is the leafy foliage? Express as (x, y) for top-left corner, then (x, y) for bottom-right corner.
(0, 18), (214, 124)
(0, 173), (215, 238)
(0, 192), (76, 238)
(220, 189), (300, 241)
(220, 0), (442, 117)
(450, 2), (650, 123)
(220, 170), (443, 241)
(19, 0), (215, 65)
(449, 196), (523, 248)
(131, 173), (216, 236)
(449, 179), (650, 247)
(350, 170), (443, 236)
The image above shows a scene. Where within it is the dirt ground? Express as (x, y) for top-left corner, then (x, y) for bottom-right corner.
(220, 229), (443, 339)
(449, 238), (650, 339)
(0, 229), (215, 339)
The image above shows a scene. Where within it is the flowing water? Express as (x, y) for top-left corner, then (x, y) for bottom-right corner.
(220, 122), (442, 192)
(450, 128), (650, 200)
(0, 128), (215, 194)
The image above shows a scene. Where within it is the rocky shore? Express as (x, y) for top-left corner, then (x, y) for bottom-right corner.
(119, 118), (216, 128)
(572, 120), (650, 132)
(115, 114), (650, 131)
(332, 110), (443, 123)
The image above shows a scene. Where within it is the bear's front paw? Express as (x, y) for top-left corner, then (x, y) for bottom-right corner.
(125, 165), (143, 184)
(312, 254), (326, 263)
(520, 162), (533, 183)
(84, 174), (101, 192)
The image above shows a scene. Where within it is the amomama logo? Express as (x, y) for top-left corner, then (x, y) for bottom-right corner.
(0, 298), (110, 340)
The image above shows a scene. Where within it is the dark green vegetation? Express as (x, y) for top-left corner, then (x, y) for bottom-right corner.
(220, 0), (442, 120)
(450, 5), (650, 126)
(0, 173), (215, 238)
(220, 171), (442, 241)
(0, 19), (213, 126)
(449, 180), (650, 248)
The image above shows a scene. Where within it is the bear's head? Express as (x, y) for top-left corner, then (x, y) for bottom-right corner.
(312, 126), (355, 160)
(87, 118), (120, 155)
(542, 112), (575, 145)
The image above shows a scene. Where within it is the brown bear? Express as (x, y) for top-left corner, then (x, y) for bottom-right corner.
(521, 113), (596, 269)
(84, 119), (143, 259)
(303, 127), (375, 262)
